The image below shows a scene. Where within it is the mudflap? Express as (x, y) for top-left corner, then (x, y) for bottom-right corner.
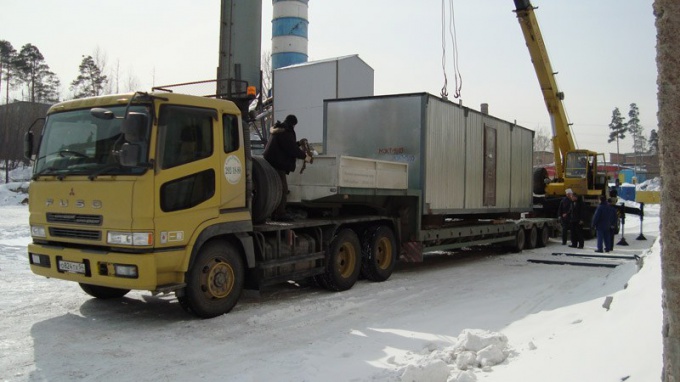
(400, 241), (424, 262)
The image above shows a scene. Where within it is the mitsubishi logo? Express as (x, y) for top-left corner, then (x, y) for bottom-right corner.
(69, 188), (75, 196)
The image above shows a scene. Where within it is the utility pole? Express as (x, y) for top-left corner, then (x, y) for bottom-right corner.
(655, 0), (680, 379)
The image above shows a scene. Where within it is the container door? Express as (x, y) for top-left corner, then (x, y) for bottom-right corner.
(483, 125), (497, 207)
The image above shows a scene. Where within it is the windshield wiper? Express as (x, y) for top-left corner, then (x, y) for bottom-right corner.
(88, 164), (122, 181)
(32, 167), (58, 181)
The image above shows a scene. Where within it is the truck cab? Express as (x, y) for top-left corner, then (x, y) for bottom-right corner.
(27, 92), (252, 315)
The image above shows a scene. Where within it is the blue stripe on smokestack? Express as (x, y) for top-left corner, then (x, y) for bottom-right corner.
(272, 0), (309, 70)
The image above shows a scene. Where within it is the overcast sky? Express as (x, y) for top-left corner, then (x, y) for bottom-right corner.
(0, 0), (656, 156)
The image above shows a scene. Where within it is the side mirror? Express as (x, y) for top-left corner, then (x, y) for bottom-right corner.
(24, 131), (34, 160)
(119, 143), (140, 167)
(121, 112), (148, 143)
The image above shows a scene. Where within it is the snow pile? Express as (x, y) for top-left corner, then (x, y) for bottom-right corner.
(0, 165), (31, 206)
(637, 176), (661, 191)
(0, 182), (29, 206)
(395, 329), (511, 382)
(0, 165), (32, 183)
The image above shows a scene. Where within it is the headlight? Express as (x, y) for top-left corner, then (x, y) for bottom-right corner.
(107, 231), (153, 246)
(31, 225), (46, 238)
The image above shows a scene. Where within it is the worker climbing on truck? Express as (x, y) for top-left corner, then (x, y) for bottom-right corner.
(263, 114), (312, 221)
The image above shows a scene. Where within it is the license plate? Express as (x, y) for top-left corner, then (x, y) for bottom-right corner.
(58, 260), (86, 274)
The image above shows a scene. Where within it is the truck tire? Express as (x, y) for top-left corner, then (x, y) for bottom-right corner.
(79, 283), (130, 299)
(316, 229), (361, 291)
(181, 241), (244, 318)
(533, 167), (548, 195)
(361, 225), (397, 282)
(536, 226), (550, 248)
(510, 228), (525, 253)
(251, 156), (282, 224)
(525, 226), (538, 249)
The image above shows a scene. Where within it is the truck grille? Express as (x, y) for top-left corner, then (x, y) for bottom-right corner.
(47, 213), (103, 226)
(49, 227), (101, 241)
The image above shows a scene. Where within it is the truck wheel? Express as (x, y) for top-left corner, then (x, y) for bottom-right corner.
(525, 226), (538, 249)
(251, 156), (282, 224)
(361, 225), (397, 282)
(316, 229), (361, 291)
(79, 283), (130, 299)
(181, 241), (244, 318)
(536, 226), (550, 248)
(510, 229), (525, 253)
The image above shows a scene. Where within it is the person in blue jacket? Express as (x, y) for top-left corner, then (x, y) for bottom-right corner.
(592, 195), (616, 252)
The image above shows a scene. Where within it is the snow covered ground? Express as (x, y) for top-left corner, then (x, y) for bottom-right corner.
(0, 177), (662, 381)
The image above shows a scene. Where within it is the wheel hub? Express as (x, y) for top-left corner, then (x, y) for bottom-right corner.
(202, 260), (234, 299)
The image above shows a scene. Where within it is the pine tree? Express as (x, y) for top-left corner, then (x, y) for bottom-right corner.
(14, 44), (60, 103)
(70, 55), (108, 99)
(0, 40), (18, 105)
(648, 129), (659, 154)
(627, 103), (646, 154)
(607, 107), (626, 163)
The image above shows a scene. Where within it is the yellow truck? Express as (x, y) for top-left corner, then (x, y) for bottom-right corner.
(25, 91), (556, 318)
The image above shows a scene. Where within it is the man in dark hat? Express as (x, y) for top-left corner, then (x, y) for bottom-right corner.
(263, 114), (311, 221)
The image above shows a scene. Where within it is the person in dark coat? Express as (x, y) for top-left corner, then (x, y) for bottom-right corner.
(592, 195), (615, 252)
(569, 192), (585, 249)
(557, 188), (573, 245)
(608, 198), (620, 251)
(263, 114), (311, 221)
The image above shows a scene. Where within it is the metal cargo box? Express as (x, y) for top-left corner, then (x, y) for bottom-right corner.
(323, 93), (534, 215)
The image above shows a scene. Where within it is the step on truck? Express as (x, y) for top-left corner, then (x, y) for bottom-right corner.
(25, 91), (557, 318)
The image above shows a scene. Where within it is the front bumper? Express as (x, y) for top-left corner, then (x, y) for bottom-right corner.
(28, 243), (187, 291)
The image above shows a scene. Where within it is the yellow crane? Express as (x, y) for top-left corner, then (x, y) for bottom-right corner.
(514, 0), (609, 222)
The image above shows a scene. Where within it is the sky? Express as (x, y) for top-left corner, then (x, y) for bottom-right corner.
(0, 0), (657, 157)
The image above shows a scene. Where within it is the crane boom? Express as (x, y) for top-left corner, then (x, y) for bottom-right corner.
(513, 0), (575, 178)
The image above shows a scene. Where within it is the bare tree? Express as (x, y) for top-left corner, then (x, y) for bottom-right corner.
(261, 50), (272, 97)
(655, 0), (680, 379)
(533, 127), (552, 153)
(124, 66), (141, 92)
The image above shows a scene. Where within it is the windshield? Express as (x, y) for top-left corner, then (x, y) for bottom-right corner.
(34, 105), (151, 177)
(565, 152), (588, 178)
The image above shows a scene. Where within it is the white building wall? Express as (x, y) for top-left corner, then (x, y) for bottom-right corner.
(273, 55), (374, 145)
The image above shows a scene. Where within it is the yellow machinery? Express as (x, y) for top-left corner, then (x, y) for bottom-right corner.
(513, 0), (609, 221)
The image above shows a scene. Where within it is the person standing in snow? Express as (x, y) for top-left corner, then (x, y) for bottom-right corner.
(608, 198), (620, 251)
(569, 192), (585, 249)
(592, 195), (615, 252)
(557, 188), (573, 245)
(263, 114), (312, 222)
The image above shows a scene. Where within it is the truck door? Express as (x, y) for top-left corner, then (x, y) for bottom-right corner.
(154, 105), (220, 248)
(218, 113), (247, 210)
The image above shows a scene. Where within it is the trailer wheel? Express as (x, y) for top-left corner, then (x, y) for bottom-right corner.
(251, 156), (282, 224)
(525, 226), (538, 249)
(79, 283), (130, 299)
(316, 229), (361, 291)
(510, 229), (526, 253)
(536, 226), (550, 248)
(180, 241), (244, 318)
(361, 225), (397, 282)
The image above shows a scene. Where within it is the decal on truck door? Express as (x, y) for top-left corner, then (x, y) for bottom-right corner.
(224, 154), (243, 185)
